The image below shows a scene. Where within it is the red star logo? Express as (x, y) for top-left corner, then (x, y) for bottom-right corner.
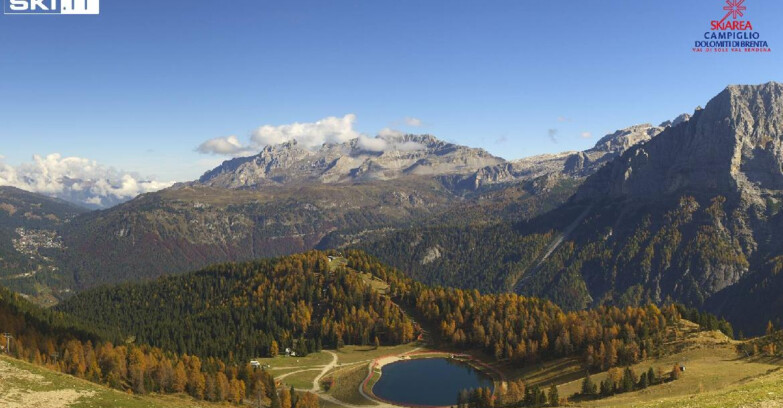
(721, 0), (747, 23)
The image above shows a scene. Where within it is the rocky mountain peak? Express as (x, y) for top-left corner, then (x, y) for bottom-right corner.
(590, 123), (664, 155)
(196, 134), (506, 189)
(659, 113), (692, 128)
(575, 81), (783, 203)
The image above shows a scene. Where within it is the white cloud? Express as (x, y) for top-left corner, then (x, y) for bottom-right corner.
(378, 128), (404, 139)
(197, 115), (430, 157)
(85, 196), (104, 206)
(396, 141), (426, 152)
(250, 114), (359, 149)
(354, 129), (426, 153)
(196, 135), (254, 156)
(0, 154), (174, 208)
(404, 117), (423, 127)
(356, 135), (389, 152)
(580, 131), (593, 139)
(356, 128), (425, 152)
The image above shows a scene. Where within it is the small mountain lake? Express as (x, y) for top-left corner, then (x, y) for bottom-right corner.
(372, 358), (494, 406)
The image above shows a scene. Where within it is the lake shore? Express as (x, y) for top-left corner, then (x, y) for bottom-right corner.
(361, 350), (505, 408)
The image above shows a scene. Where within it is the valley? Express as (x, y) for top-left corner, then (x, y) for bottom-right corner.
(4, 1), (781, 405)
(2, 251), (783, 407)
(3, 83), (783, 408)
(0, 119), (665, 302)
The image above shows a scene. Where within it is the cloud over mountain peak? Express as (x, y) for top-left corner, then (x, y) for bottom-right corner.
(0, 154), (173, 208)
(196, 114), (427, 157)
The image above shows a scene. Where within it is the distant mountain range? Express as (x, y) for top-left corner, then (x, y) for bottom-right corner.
(196, 134), (505, 188)
(0, 117), (672, 295)
(195, 119), (690, 192)
(9, 83), (783, 336)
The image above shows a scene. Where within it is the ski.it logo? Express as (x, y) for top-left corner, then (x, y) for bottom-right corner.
(4, 0), (99, 14)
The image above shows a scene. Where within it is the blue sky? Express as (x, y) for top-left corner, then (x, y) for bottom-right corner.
(1, 0), (781, 183)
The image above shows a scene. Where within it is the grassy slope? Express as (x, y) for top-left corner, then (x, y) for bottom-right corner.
(280, 370), (321, 390)
(554, 321), (783, 407)
(0, 355), (215, 408)
(326, 364), (374, 406)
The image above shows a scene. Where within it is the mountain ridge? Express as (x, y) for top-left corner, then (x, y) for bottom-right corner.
(0, 110), (692, 302)
(575, 82), (783, 204)
(360, 81), (783, 334)
(195, 134), (505, 189)
(194, 120), (689, 192)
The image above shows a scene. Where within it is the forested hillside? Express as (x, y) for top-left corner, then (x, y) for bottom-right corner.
(364, 194), (760, 321)
(359, 224), (554, 292)
(52, 174), (578, 293)
(57, 251), (416, 362)
(346, 251), (684, 371)
(57, 250), (685, 375)
(0, 284), (280, 404)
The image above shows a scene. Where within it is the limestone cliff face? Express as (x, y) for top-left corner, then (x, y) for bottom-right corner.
(590, 122), (670, 155)
(576, 82), (783, 205)
(542, 82), (783, 322)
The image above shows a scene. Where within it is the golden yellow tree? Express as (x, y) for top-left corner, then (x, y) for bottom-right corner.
(172, 361), (187, 393)
(294, 392), (319, 408)
(280, 387), (292, 408)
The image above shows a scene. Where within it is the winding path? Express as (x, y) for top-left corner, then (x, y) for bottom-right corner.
(310, 350), (338, 393)
(288, 348), (501, 408)
(356, 360), (377, 405)
(290, 348), (413, 407)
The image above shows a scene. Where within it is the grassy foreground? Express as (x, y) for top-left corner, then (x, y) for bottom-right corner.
(3, 326), (783, 408)
(0, 355), (215, 408)
(558, 322), (783, 407)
